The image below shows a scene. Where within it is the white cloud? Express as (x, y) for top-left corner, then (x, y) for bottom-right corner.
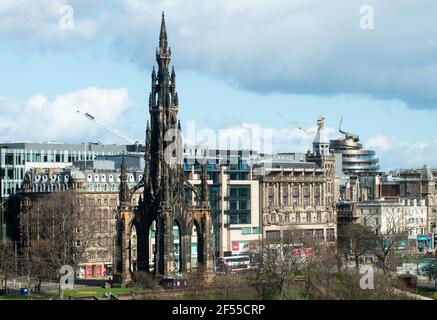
(0, 0), (96, 50)
(0, 87), (133, 143)
(183, 121), (338, 154)
(366, 135), (393, 152)
(2, 1), (437, 108)
(365, 135), (437, 169)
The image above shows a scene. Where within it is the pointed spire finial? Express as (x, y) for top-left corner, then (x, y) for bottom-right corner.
(200, 163), (209, 205)
(159, 11), (168, 49)
(121, 152), (126, 173)
(119, 152), (129, 204)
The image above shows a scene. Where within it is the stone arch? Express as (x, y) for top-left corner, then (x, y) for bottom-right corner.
(187, 218), (204, 270)
(173, 218), (183, 273)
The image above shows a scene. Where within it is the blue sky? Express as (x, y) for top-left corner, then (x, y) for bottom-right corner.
(1, 0), (437, 170)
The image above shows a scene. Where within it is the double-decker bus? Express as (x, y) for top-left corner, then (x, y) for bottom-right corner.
(216, 255), (251, 274)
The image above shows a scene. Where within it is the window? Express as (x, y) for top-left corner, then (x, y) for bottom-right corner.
(327, 229), (335, 241)
(285, 213), (290, 223)
(5, 154), (14, 165)
(306, 212), (312, 223)
(296, 212), (301, 223)
(317, 212), (322, 223)
(228, 185), (251, 224)
(252, 227), (260, 234)
(241, 227), (251, 235)
(282, 186), (289, 207)
(266, 231), (280, 241)
(314, 185), (320, 197)
(293, 197), (298, 206)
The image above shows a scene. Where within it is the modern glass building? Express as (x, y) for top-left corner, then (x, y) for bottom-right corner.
(182, 147), (261, 257)
(330, 126), (380, 176)
(0, 142), (140, 239)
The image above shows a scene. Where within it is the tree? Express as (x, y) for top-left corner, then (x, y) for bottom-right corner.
(20, 191), (97, 298)
(251, 232), (309, 300)
(132, 271), (155, 289)
(339, 224), (377, 269)
(214, 274), (259, 300)
(0, 239), (15, 293)
(367, 209), (412, 273)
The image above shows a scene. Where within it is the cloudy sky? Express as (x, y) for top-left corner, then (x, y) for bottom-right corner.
(1, 0), (437, 170)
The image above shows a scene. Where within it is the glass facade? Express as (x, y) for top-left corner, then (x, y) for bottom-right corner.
(0, 143), (133, 240)
(227, 185), (251, 224)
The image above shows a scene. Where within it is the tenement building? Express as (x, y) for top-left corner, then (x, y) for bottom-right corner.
(356, 198), (429, 252)
(12, 163), (142, 279)
(0, 142), (138, 240)
(379, 166), (437, 234)
(256, 118), (338, 247)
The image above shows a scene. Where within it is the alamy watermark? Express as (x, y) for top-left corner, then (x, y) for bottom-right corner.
(360, 5), (374, 30)
(359, 265), (374, 290)
(59, 5), (75, 30)
(59, 265), (75, 290)
(162, 121), (273, 169)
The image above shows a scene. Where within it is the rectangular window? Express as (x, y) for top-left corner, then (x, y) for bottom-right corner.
(266, 231), (280, 241)
(241, 227), (251, 235)
(314, 185), (320, 197)
(284, 213), (290, 223)
(252, 227), (260, 234)
(317, 212), (322, 223)
(315, 229), (324, 241)
(5, 154), (13, 165)
(228, 185), (251, 224)
(296, 212), (301, 223)
(306, 212), (312, 223)
(327, 229), (335, 241)
(304, 186), (310, 197)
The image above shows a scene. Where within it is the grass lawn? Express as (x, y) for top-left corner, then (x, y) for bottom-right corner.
(416, 287), (437, 300)
(43, 287), (136, 299)
(0, 295), (29, 300)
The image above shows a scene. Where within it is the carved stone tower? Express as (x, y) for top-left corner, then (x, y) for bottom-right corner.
(115, 12), (214, 284)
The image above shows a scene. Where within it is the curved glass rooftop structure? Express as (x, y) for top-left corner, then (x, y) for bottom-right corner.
(330, 123), (380, 175)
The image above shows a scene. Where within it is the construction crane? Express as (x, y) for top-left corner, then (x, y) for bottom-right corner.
(276, 112), (312, 135)
(76, 110), (140, 145)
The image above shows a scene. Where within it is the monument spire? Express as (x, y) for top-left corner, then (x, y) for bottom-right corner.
(159, 11), (168, 51)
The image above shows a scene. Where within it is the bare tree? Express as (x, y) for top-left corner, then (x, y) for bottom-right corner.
(0, 239), (15, 293)
(339, 224), (377, 269)
(319, 269), (415, 300)
(251, 235), (305, 300)
(214, 274), (259, 300)
(367, 210), (412, 273)
(185, 269), (211, 300)
(20, 191), (97, 297)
